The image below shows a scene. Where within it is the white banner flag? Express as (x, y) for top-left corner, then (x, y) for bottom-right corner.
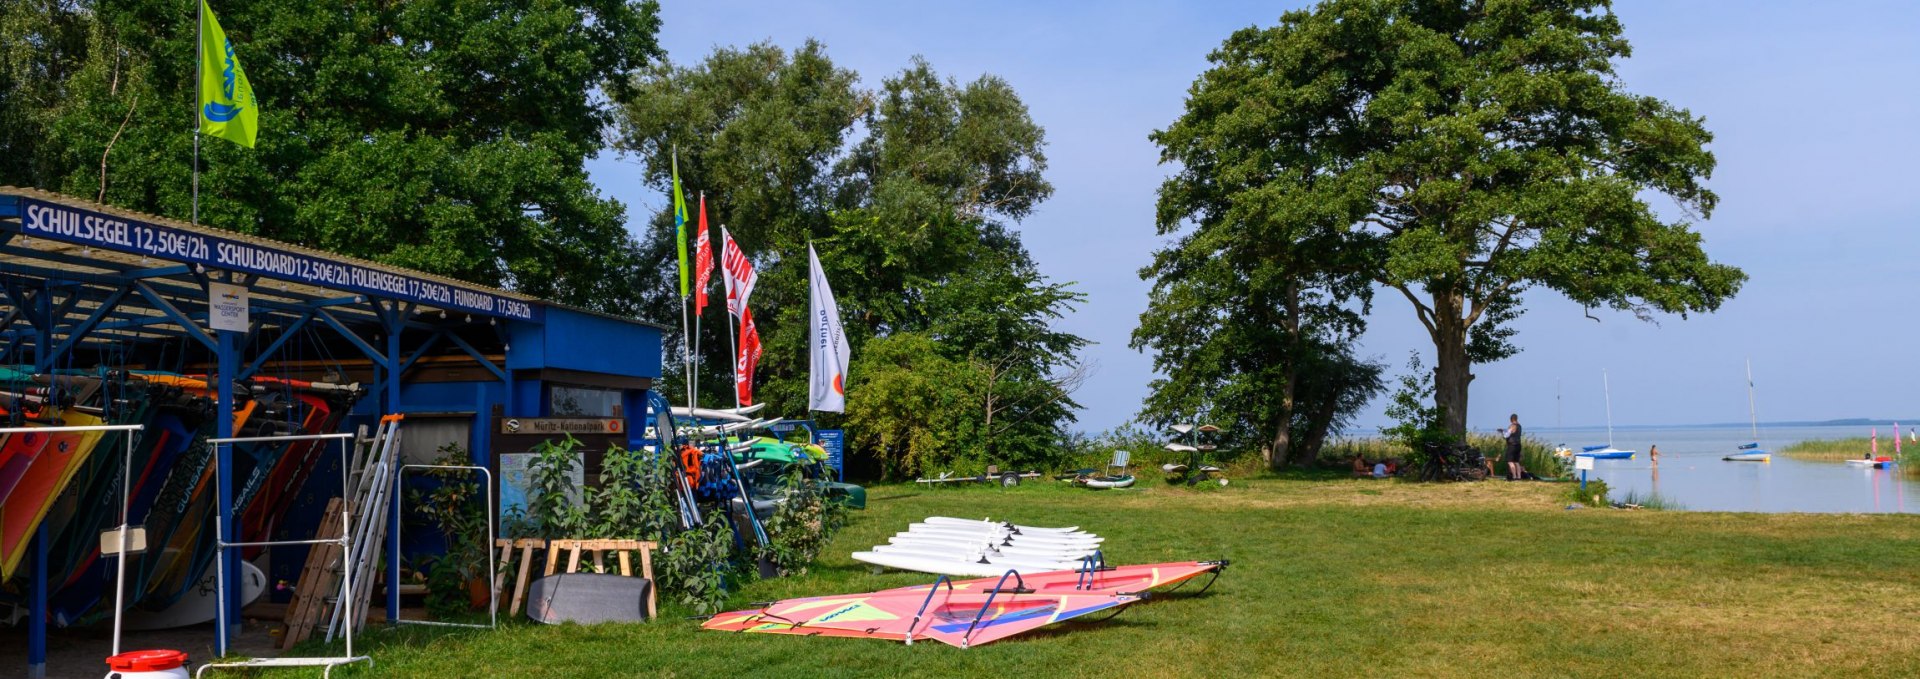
(808, 244), (850, 412)
(720, 227), (756, 318)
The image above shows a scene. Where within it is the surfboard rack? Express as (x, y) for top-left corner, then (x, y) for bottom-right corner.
(392, 463), (496, 631)
(203, 431), (370, 678)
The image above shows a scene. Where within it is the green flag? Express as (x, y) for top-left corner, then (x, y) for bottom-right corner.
(672, 152), (690, 297)
(198, 0), (258, 148)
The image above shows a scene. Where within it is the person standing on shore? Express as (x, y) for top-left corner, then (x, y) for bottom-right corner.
(1505, 414), (1527, 481)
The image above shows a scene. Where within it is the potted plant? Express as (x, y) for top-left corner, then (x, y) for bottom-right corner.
(415, 445), (494, 613)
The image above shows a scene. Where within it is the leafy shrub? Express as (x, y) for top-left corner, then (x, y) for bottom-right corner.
(506, 435), (590, 539)
(656, 512), (739, 614)
(1380, 353), (1456, 470)
(755, 467), (849, 577)
(1563, 478), (1610, 507)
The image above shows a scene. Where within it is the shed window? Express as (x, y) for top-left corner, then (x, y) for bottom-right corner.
(399, 415), (473, 465)
(551, 385), (619, 417)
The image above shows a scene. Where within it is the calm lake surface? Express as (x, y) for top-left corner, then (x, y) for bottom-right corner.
(1546, 424), (1918, 514)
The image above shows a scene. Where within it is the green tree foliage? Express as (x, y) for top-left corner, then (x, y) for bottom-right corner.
(1165, 0), (1746, 439)
(0, 0), (662, 312)
(620, 43), (1086, 477)
(1142, 10), (1385, 468)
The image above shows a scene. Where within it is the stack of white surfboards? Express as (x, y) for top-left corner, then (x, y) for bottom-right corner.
(851, 517), (1105, 578)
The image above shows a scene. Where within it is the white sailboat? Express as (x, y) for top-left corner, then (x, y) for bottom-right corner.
(1724, 360), (1770, 462)
(1577, 370), (1635, 459)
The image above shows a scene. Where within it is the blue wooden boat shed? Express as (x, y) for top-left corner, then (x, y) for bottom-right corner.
(0, 187), (666, 677)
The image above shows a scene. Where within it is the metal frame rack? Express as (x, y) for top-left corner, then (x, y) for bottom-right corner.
(197, 432), (370, 677)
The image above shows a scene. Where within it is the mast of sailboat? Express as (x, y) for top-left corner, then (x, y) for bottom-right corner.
(1746, 359), (1759, 441)
(1603, 369), (1615, 448)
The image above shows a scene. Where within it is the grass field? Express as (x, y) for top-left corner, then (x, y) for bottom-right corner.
(265, 472), (1920, 678)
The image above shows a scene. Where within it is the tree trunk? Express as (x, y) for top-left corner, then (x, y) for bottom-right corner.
(1297, 388), (1341, 464)
(1432, 291), (1472, 441)
(1268, 282), (1303, 471)
(1268, 382), (1295, 471)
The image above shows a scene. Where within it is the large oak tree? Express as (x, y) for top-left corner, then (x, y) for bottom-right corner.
(1155, 0), (1745, 440)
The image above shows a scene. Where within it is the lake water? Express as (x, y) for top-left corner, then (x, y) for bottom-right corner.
(1545, 424), (1918, 514)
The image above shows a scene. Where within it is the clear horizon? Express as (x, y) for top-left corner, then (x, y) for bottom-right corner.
(591, 1), (1920, 437)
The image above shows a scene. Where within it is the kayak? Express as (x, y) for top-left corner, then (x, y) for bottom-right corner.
(1078, 475), (1135, 489)
(1846, 457), (1897, 468)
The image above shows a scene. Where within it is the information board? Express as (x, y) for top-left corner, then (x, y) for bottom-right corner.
(816, 428), (845, 477)
(489, 416), (626, 532)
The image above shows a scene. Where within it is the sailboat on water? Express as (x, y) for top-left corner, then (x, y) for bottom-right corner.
(1577, 370), (1636, 460)
(1724, 360), (1771, 462)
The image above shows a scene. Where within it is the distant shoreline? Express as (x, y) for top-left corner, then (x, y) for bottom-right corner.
(1503, 419), (1914, 431)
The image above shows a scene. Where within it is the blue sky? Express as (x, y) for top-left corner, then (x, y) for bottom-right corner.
(589, 1), (1920, 435)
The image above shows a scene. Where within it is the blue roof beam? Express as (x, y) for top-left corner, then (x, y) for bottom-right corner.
(238, 312), (314, 380)
(49, 285), (132, 358)
(316, 307), (387, 366)
(133, 281), (215, 351)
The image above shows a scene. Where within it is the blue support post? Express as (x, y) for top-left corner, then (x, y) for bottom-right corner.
(28, 532), (46, 678)
(384, 303), (403, 624)
(215, 327), (240, 654)
(26, 283), (50, 679)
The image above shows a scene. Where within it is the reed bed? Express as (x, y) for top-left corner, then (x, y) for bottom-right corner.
(1780, 436), (1919, 477)
(1321, 434), (1564, 476)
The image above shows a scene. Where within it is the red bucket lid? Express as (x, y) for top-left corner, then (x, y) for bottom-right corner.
(106, 649), (189, 671)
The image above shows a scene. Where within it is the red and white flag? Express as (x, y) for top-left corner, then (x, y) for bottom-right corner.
(692, 195), (713, 315)
(736, 307), (762, 405)
(720, 228), (756, 318)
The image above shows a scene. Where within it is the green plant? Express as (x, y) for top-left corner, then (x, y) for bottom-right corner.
(512, 437), (742, 614)
(1616, 489), (1684, 510)
(1380, 353), (1456, 471)
(656, 512), (738, 615)
(516, 435), (589, 539)
(591, 444), (679, 541)
(755, 467), (850, 577)
(409, 444), (492, 617)
(1563, 478), (1611, 507)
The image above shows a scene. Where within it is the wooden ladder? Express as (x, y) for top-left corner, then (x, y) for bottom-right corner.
(278, 497), (346, 649)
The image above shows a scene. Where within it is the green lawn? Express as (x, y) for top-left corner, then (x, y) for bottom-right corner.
(271, 473), (1920, 677)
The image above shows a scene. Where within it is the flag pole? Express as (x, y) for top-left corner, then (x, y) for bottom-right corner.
(720, 227), (742, 410)
(192, 0), (201, 227)
(691, 191), (704, 410)
(673, 147), (696, 412)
